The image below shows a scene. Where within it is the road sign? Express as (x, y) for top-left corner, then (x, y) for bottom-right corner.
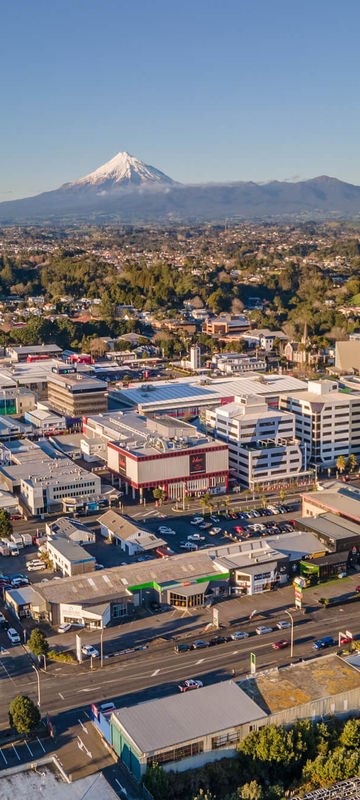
(346, 630), (353, 639)
(212, 608), (219, 629)
(250, 652), (256, 675)
(295, 595), (302, 609)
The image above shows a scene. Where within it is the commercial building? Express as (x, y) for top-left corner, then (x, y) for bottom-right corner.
(279, 379), (360, 468)
(301, 480), (360, 524)
(47, 370), (108, 418)
(109, 682), (265, 778)
(24, 405), (67, 433)
(206, 394), (306, 489)
(109, 374), (307, 418)
(45, 516), (96, 543)
(98, 655), (360, 780)
(335, 340), (360, 373)
(45, 535), (96, 577)
(295, 512), (360, 559)
(0, 416), (31, 440)
(6, 344), (63, 362)
(85, 411), (229, 500)
(202, 314), (250, 337)
(209, 353), (267, 374)
(0, 452), (101, 516)
(98, 510), (165, 555)
(240, 329), (288, 351)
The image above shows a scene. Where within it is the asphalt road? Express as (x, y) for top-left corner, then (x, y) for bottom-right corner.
(0, 599), (359, 731)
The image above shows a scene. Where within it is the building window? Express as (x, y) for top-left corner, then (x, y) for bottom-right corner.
(147, 740), (203, 766)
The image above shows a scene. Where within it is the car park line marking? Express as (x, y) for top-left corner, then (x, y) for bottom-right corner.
(24, 740), (33, 757)
(151, 669), (160, 676)
(0, 748), (7, 764)
(83, 710), (89, 718)
(12, 743), (20, 760)
(37, 737), (46, 753)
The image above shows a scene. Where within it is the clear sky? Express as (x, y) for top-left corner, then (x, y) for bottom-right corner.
(1, 0), (360, 199)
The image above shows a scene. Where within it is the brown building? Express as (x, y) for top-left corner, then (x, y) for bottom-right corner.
(47, 372), (108, 418)
(202, 314), (250, 337)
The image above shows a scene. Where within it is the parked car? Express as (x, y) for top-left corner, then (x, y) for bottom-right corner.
(81, 645), (99, 658)
(209, 527), (221, 535)
(190, 517), (204, 525)
(231, 631), (250, 640)
(199, 522), (212, 530)
(339, 635), (352, 645)
(276, 620), (291, 630)
(210, 516), (220, 523)
(355, 586), (360, 593)
(192, 640), (209, 649)
(180, 542), (197, 550)
(178, 679), (203, 692)
(58, 623), (72, 634)
(187, 533), (205, 541)
(7, 628), (20, 644)
(272, 640), (289, 650)
(256, 625), (273, 635)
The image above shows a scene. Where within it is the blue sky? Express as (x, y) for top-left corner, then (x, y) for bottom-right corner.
(1, 0), (360, 199)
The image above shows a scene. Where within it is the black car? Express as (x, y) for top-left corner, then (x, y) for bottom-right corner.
(209, 636), (226, 646)
(174, 643), (191, 653)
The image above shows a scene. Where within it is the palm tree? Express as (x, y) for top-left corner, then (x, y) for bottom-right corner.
(347, 454), (357, 473)
(336, 455), (347, 475)
(279, 487), (286, 504)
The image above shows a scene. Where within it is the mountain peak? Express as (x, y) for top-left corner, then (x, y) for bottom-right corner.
(71, 151), (175, 188)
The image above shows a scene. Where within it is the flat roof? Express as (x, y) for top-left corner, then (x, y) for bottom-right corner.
(48, 536), (95, 564)
(208, 530), (326, 564)
(241, 654), (360, 714)
(302, 482), (360, 523)
(296, 512), (360, 540)
(48, 373), (107, 391)
(112, 681), (265, 754)
(0, 769), (119, 800)
(115, 374), (307, 409)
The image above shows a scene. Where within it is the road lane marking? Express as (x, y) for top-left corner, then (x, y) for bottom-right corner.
(25, 741), (33, 757)
(12, 743), (20, 760)
(58, 692), (64, 699)
(78, 686), (101, 692)
(78, 719), (88, 733)
(151, 669), (160, 676)
(232, 650), (239, 655)
(196, 658), (204, 664)
(37, 737), (45, 753)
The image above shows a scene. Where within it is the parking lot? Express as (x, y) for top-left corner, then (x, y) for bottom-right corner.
(0, 734), (52, 769)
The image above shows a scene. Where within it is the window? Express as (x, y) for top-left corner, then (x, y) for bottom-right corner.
(147, 740), (203, 766)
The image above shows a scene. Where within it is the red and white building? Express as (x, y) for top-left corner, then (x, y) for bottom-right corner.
(83, 411), (229, 501)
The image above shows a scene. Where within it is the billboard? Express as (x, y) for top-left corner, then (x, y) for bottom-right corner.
(189, 451), (206, 475)
(118, 453), (127, 475)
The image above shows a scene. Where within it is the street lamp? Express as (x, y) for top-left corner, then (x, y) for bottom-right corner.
(32, 664), (41, 715)
(284, 609), (294, 658)
(100, 625), (104, 668)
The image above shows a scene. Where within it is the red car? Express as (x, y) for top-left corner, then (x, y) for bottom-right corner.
(340, 635), (352, 645)
(229, 512), (237, 519)
(356, 586), (360, 593)
(272, 640), (289, 650)
(234, 525), (243, 533)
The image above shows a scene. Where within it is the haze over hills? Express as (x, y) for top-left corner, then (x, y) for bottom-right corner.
(1, 151), (360, 224)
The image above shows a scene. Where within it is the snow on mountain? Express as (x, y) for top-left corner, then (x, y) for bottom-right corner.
(69, 151), (175, 188)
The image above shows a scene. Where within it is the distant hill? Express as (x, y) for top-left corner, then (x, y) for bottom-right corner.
(1, 152), (360, 223)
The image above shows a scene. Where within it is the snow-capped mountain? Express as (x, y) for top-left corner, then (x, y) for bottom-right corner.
(66, 151), (175, 189)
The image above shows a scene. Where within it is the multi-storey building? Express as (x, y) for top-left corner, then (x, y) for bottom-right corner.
(279, 380), (360, 469)
(47, 371), (108, 418)
(205, 394), (306, 489)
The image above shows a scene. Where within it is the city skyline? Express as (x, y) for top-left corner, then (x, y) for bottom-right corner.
(2, 0), (360, 199)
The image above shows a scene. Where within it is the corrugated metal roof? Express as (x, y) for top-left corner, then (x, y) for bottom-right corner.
(112, 681), (265, 754)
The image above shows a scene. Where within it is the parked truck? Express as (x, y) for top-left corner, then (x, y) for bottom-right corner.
(10, 532), (23, 550)
(0, 539), (10, 556)
(20, 533), (32, 547)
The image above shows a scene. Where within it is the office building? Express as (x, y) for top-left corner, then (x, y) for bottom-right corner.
(206, 395), (306, 489)
(47, 371), (108, 418)
(279, 380), (360, 468)
(45, 535), (96, 577)
(210, 353), (266, 374)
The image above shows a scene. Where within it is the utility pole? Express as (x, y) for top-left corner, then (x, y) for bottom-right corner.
(284, 609), (294, 658)
(100, 626), (104, 668)
(32, 664), (41, 715)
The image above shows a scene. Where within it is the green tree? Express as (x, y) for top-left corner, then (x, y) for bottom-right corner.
(336, 455), (346, 475)
(143, 762), (170, 800)
(153, 488), (166, 506)
(9, 695), (40, 734)
(241, 782), (263, 800)
(193, 792), (216, 800)
(340, 718), (360, 749)
(28, 628), (49, 659)
(0, 509), (12, 538)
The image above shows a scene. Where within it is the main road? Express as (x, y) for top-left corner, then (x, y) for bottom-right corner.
(0, 598), (359, 731)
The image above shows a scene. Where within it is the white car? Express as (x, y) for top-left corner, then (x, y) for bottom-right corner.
(58, 623), (72, 634)
(81, 645), (99, 658)
(187, 533), (205, 541)
(158, 526), (176, 535)
(190, 517), (204, 525)
(231, 631), (250, 640)
(210, 527), (221, 535)
(180, 542), (197, 550)
(7, 628), (20, 644)
(256, 625), (273, 635)
(276, 620), (291, 630)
